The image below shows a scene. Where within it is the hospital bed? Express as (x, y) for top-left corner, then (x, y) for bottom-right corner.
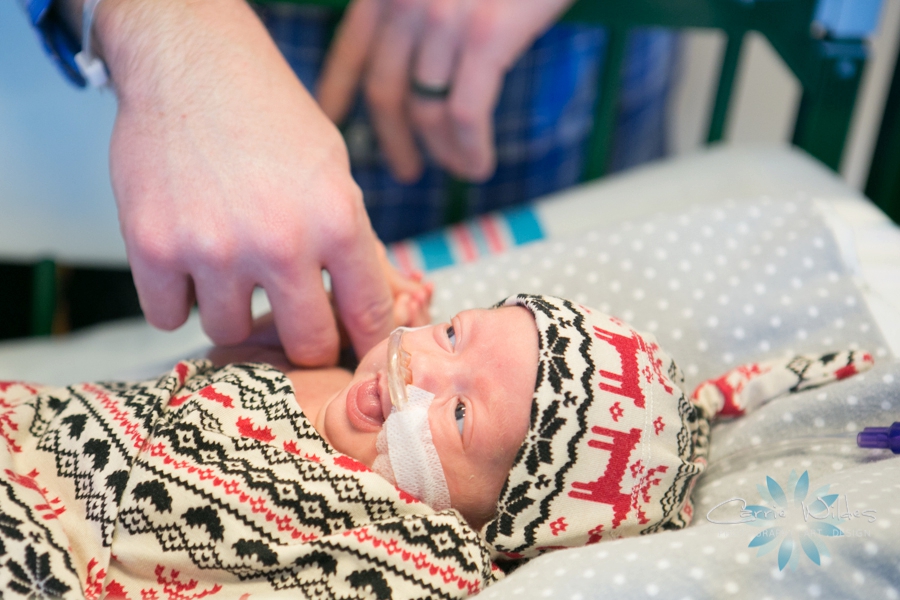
(3, 143), (900, 597)
(3, 0), (900, 597)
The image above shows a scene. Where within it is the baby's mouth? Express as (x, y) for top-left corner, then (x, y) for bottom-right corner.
(377, 372), (392, 421)
(352, 374), (392, 428)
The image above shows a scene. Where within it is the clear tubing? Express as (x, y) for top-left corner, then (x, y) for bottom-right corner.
(702, 433), (864, 481)
(387, 328), (413, 410)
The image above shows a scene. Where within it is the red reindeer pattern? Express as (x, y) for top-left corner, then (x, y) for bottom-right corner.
(593, 328), (646, 408)
(593, 326), (674, 410)
(568, 426), (642, 528)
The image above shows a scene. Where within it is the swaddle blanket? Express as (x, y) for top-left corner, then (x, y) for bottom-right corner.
(0, 361), (498, 598)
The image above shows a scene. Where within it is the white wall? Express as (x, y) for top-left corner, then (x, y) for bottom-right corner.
(0, 1), (122, 265)
(669, 0), (900, 190)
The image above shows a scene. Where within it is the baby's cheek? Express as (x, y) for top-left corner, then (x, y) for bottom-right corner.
(445, 469), (505, 530)
(312, 389), (379, 465)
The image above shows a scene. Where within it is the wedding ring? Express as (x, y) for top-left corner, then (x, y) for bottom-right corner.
(410, 78), (451, 100)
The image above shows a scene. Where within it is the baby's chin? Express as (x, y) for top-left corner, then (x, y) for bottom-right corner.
(318, 381), (383, 467)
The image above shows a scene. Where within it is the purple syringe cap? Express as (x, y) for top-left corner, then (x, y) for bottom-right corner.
(857, 422), (900, 453)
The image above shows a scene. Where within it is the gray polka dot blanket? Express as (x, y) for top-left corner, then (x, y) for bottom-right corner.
(0, 360), (499, 598)
(425, 196), (900, 599)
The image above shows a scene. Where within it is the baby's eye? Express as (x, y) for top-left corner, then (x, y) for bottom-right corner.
(454, 401), (466, 435)
(446, 325), (457, 349)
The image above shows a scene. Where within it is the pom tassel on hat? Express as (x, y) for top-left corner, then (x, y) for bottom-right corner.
(691, 350), (874, 418)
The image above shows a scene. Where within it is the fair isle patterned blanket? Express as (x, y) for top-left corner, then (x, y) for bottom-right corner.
(0, 360), (498, 598)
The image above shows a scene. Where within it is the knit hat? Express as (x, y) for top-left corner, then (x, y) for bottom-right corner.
(483, 295), (708, 559)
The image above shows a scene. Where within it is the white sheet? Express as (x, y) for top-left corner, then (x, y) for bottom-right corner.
(533, 145), (900, 356)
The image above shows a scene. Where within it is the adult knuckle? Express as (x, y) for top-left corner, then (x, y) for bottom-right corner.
(388, 0), (424, 16)
(353, 294), (395, 338)
(411, 103), (442, 130)
(320, 185), (368, 250)
(448, 99), (480, 129)
(365, 78), (402, 113)
(256, 233), (299, 273)
(188, 228), (241, 272)
(127, 221), (178, 269)
(425, 0), (456, 28)
(466, 3), (502, 48)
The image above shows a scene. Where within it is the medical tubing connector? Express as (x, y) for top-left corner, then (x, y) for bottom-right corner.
(856, 421), (900, 453)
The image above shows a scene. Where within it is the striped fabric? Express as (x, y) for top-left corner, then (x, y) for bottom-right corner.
(387, 206), (545, 273)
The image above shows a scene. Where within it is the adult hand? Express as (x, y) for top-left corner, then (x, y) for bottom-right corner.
(93, 0), (395, 366)
(317, 0), (575, 183)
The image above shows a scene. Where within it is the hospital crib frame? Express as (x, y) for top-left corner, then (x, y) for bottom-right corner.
(23, 0), (893, 336)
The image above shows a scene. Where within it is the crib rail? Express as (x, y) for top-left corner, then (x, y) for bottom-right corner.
(865, 36), (900, 224)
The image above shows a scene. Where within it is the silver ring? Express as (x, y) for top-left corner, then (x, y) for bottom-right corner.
(410, 79), (451, 100)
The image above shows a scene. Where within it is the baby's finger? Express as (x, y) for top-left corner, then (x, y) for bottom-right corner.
(392, 291), (412, 327)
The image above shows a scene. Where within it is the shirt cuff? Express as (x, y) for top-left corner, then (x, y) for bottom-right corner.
(21, 0), (88, 87)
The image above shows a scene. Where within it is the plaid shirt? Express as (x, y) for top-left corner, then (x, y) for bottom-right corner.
(24, 1), (678, 243)
(259, 5), (679, 243)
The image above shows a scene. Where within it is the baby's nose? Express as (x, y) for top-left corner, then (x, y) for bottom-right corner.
(408, 350), (456, 396)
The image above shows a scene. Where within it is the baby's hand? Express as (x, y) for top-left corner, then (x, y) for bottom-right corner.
(377, 241), (433, 328)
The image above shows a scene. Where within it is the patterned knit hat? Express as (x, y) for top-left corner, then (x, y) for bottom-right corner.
(483, 295), (709, 559)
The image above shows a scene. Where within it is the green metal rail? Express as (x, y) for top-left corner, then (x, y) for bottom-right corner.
(866, 30), (900, 224)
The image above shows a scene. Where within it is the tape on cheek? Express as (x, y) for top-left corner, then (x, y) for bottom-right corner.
(372, 385), (452, 511)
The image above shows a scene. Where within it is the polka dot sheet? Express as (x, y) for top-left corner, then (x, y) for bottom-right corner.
(479, 373), (900, 600)
(429, 197), (889, 390)
(426, 197), (900, 598)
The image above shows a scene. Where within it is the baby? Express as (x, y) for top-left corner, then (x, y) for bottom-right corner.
(280, 294), (873, 558)
(0, 294), (871, 599)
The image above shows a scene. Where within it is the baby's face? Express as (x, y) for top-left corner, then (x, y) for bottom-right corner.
(315, 306), (539, 527)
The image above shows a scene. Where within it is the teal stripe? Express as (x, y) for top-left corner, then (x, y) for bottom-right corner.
(468, 221), (491, 257)
(417, 231), (455, 271)
(505, 206), (545, 245)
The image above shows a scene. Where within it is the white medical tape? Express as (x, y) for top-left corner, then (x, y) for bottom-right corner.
(372, 384), (452, 510)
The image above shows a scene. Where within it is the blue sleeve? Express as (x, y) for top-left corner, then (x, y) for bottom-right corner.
(19, 0), (88, 87)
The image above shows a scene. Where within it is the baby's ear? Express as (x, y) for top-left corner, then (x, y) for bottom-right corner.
(691, 349), (874, 418)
